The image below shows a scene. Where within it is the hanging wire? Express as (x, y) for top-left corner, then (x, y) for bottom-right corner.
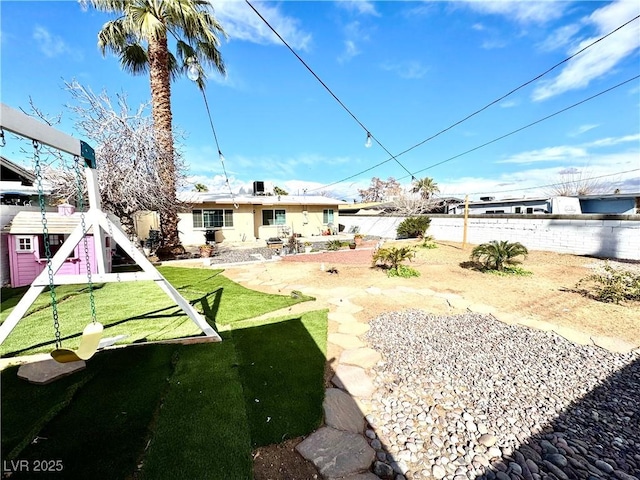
(198, 88), (239, 208)
(245, 0), (415, 179)
(304, 14), (640, 192)
(73, 157), (98, 325)
(33, 140), (62, 348)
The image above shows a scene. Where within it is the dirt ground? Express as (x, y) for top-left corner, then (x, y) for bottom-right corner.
(227, 239), (640, 480)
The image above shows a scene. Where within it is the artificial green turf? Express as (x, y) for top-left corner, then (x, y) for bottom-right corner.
(0, 266), (315, 357)
(1, 311), (328, 479)
(232, 311), (328, 447)
(2, 345), (177, 480)
(140, 339), (253, 480)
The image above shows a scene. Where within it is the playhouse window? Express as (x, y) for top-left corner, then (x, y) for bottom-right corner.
(16, 236), (33, 253)
(262, 209), (286, 226)
(37, 234), (72, 258)
(323, 209), (334, 224)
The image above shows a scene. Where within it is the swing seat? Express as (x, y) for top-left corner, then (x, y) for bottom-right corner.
(51, 322), (104, 364)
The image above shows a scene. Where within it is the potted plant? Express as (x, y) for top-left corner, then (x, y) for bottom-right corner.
(304, 241), (313, 253)
(349, 241), (357, 250)
(354, 233), (364, 245)
(199, 244), (214, 258)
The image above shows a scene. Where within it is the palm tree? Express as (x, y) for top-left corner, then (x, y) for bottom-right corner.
(85, 0), (226, 248)
(412, 177), (440, 199)
(193, 183), (208, 192)
(471, 240), (529, 271)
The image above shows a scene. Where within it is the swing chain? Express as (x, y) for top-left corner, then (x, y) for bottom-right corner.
(34, 141), (62, 349)
(74, 157), (98, 325)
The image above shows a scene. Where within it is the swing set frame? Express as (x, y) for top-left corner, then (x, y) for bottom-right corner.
(0, 103), (221, 346)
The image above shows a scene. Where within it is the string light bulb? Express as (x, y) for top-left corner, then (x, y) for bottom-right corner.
(365, 132), (372, 148)
(186, 58), (200, 81)
(218, 151), (225, 163)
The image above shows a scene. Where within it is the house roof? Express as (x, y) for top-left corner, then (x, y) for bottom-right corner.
(4, 211), (119, 234)
(179, 192), (346, 207)
(1, 156), (36, 184)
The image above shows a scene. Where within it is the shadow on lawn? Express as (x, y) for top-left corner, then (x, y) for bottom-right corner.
(1, 312), (329, 480)
(474, 357), (640, 480)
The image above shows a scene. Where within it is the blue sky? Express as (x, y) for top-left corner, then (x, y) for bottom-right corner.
(1, 0), (639, 201)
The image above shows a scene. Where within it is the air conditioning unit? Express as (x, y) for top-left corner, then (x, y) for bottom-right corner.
(480, 196), (495, 201)
(253, 181), (265, 195)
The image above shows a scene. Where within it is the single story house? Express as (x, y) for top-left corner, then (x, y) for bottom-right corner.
(177, 192), (347, 246)
(446, 193), (639, 215)
(578, 193), (639, 215)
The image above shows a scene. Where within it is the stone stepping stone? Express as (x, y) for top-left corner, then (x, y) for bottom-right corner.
(328, 333), (365, 350)
(554, 326), (593, 346)
(417, 288), (437, 296)
(517, 318), (557, 331)
(365, 286), (382, 295)
(329, 299), (364, 313)
(286, 284), (308, 291)
(323, 388), (365, 433)
(331, 473), (382, 480)
(296, 426), (374, 479)
(332, 364), (375, 398)
(467, 303), (496, 315)
(434, 292), (463, 300)
(395, 286), (419, 293)
(339, 348), (381, 369)
(591, 335), (638, 354)
(446, 297), (470, 310)
(491, 312), (520, 325)
(17, 359), (86, 385)
(329, 311), (359, 324)
(338, 322), (370, 336)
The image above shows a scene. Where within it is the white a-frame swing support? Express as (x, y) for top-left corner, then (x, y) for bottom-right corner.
(0, 103), (221, 345)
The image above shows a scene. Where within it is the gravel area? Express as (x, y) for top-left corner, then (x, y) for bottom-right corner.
(363, 310), (640, 480)
(205, 246), (279, 265)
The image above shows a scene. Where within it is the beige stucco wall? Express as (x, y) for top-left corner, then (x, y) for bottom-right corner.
(178, 203), (340, 245)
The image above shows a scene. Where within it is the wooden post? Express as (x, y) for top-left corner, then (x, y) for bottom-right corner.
(462, 195), (469, 249)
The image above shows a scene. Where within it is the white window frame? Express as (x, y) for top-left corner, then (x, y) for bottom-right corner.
(262, 209), (286, 226)
(323, 209), (334, 225)
(16, 235), (34, 253)
(192, 209), (234, 229)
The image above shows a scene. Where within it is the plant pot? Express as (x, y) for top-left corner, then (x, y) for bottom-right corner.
(349, 243), (356, 250)
(199, 246), (213, 258)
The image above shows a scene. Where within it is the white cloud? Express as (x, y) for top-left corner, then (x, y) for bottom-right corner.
(211, 1), (312, 51)
(498, 146), (588, 164)
(537, 23), (582, 52)
(462, 0), (566, 24)
(338, 21), (369, 63)
(336, 1), (380, 17)
(568, 124), (599, 137)
(582, 133), (640, 147)
(499, 99), (518, 108)
(533, 1), (640, 101)
(380, 60), (428, 80)
(33, 26), (81, 60)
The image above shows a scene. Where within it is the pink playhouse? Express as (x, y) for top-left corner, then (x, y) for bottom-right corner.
(5, 210), (113, 288)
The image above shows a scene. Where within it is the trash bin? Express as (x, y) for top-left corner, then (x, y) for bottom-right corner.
(204, 230), (218, 244)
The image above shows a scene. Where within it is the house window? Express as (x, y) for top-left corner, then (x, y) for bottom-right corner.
(16, 236), (33, 253)
(262, 209), (286, 225)
(192, 209), (234, 228)
(515, 207), (522, 214)
(526, 207), (534, 214)
(323, 209), (334, 224)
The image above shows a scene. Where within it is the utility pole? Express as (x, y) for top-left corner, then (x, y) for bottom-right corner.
(462, 195), (469, 249)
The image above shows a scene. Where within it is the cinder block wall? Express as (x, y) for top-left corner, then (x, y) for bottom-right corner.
(340, 214), (640, 260)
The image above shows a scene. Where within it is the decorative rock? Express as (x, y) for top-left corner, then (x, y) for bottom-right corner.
(432, 464), (447, 479)
(17, 359), (86, 385)
(594, 460), (614, 474)
(328, 333), (365, 349)
(478, 434), (498, 447)
(323, 388), (365, 434)
(296, 427), (375, 478)
(373, 460), (394, 478)
(332, 364), (376, 398)
(340, 348), (382, 369)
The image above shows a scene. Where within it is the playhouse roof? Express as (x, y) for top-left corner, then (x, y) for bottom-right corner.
(3, 211), (119, 234)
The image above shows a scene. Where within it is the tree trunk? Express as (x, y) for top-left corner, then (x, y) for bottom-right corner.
(148, 35), (180, 248)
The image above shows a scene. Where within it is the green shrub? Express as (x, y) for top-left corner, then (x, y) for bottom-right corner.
(420, 235), (437, 249)
(372, 246), (415, 271)
(470, 240), (528, 272)
(486, 266), (533, 277)
(326, 240), (343, 251)
(387, 265), (421, 278)
(576, 263), (640, 304)
(396, 216), (431, 239)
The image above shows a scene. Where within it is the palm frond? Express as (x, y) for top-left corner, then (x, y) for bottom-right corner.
(120, 44), (149, 75)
